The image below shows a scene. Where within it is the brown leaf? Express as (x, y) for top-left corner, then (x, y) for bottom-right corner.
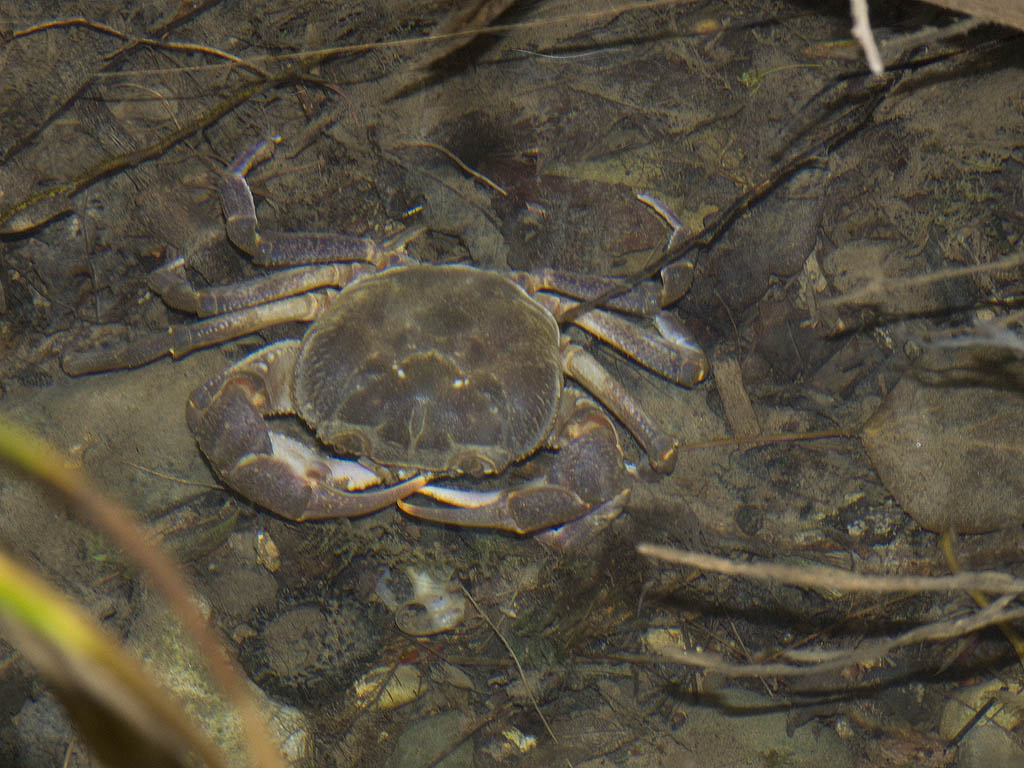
(862, 372), (1024, 532)
(922, 0), (1024, 32)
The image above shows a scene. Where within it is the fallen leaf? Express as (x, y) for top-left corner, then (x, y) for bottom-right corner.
(862, 372), (1024, 532)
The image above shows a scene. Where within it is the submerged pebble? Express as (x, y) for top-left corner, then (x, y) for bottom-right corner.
(353, 664), (423, 711)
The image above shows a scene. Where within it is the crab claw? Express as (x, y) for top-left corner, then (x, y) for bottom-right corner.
(230, 451), (428, 522)
(398, 484), (592, 535)
(535, 488), (630, 550)
(398, 397), (633, 541)
(187, 340), (429, 521)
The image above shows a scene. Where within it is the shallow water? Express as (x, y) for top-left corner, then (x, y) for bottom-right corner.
(1, 2), (1023, 766)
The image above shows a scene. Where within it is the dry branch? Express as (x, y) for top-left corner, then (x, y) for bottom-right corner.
(637, 545), (1024, 594)
(654, 597), (1024, 678)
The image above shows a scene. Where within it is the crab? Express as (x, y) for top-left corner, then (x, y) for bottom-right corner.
(65, 138), (707, 542)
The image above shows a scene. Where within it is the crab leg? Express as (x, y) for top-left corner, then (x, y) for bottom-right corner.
(399, 397), (630, 536)
(186, 340), (426, 521)
(512, 269), (662, 315)
(636, 192), (696, 305)
(220, 137), (418, 268)
(535, 293), (707, 388)
(571, 305), (707, 387)
(148, 256), (376, 316)
(562, 343), (679, 474)
(62, 293), (327, 375)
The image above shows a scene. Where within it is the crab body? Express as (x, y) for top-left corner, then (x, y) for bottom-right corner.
(296, 264), (561, 477)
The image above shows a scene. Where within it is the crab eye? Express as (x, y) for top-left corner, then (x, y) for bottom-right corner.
(450, 452), (496, 477)
(459, 456), (485, 475)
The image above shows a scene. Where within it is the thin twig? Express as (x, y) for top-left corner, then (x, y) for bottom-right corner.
(460, 585), (557, 743)
(13, 17), (270, 78)
(395, 140), (508, 196)
(679, 427), (853, 453)
(2, 0), (224, 162)
(823, 249), (1024, 308)
(122, 461), (221, 489)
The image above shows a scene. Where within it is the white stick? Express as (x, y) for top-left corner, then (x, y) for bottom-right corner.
(850, 0), (885, 74)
